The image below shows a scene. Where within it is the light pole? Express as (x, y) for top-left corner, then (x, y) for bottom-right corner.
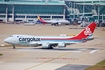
(71, 1), (73, 18)
(74, 1), (75, 19)
(83, 1), (84, 17)
(98, 4), (100, 24)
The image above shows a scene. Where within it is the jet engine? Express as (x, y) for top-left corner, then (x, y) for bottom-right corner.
(58, 42), (66, 48)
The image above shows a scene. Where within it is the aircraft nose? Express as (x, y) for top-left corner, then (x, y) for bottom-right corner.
(4, 38), (11, 43)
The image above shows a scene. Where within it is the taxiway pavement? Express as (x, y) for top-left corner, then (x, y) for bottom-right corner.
(0, 24), (105, 70)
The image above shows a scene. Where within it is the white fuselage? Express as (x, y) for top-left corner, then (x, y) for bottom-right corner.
(4, 34), (83, 48)
(45, 19), (70, 24)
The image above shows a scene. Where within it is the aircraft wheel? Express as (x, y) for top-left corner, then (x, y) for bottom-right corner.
(12, 45), (15, 49)
(48, 46), (53, 49)
(47, 45), (53, 49)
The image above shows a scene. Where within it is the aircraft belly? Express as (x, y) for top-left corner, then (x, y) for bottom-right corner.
(40, 40), (83, 43)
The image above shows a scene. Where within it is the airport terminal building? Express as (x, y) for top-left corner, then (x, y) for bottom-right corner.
(0, 0), (105, 22)
(0, 0), (65, 22)
(65, 0), (105, 22)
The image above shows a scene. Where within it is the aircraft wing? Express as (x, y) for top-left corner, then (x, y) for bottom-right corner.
(29, 40), (82, 49)
(29, 40), (82, 46)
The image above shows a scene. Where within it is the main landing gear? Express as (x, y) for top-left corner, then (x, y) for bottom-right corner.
(12, 45), (16, 49)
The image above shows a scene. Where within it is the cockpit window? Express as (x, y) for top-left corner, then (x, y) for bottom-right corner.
(10, 35), (13, 37)
(17, 36), (19, 37)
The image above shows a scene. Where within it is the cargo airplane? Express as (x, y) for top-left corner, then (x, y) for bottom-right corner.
(4, 22), (96, 49)
(37, 16), (70, 25)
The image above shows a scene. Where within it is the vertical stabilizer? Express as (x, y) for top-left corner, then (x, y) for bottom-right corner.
(70, 22), (96, 40)
(37, 16), (47, 24)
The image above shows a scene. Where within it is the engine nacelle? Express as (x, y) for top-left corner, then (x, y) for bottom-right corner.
(58, 42), (66, 48)
(42, 42), (50, 49)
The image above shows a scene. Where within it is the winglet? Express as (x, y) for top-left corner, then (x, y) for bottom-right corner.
(70, 22), (96, 40)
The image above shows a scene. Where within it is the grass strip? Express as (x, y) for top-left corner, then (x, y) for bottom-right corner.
(85, 59), (105, 70)
(0, 54), (3, 56)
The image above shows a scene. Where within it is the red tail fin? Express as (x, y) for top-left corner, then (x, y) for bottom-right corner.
(70, 22), (96, 40)
(38, 16), (47, 24)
